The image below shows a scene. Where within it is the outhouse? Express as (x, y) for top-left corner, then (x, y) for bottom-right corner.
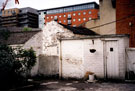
(59, 34), (129, 80)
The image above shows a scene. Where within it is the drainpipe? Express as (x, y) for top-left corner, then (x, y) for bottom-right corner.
(58, 39), (62, 79)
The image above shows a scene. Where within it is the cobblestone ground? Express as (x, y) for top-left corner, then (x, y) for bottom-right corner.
(14, 79), (135, 91)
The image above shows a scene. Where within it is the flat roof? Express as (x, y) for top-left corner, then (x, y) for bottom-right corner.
(38, 2), (99, 12)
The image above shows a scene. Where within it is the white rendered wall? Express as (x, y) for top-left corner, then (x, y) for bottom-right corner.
(83, 39), (104, 78)
(60, 36), (129, 79)
(61, 40), (84, 79)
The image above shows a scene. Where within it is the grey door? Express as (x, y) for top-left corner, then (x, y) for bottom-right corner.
(104, 41), (119, 79)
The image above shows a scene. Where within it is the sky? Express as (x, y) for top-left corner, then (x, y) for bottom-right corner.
(0, 0), (99, 10)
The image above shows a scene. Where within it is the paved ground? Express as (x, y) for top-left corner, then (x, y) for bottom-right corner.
(12, 79), (135, 91)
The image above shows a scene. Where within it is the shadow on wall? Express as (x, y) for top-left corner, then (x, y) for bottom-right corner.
(38, 54), (59, 77)
(126, 48), (135, 80)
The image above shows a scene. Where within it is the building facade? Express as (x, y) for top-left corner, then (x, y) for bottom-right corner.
(84, 0), (116, 35)
(116, 0), (135, 47)
(84, 0), (135, 47)
(1, 7), (38, 28)
(38, 2), (99, 28)
(1, 8), (20, 27)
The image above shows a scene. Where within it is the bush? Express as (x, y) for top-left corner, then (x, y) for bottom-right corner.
(0, 44), (36, 89)
(23, 27), (32, 31)
(0, 29), (10, 40)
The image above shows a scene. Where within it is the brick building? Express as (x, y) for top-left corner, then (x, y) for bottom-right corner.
(116, 0), (135, 47)
(38, 2), (99, 28)
(1, 7), (38, 28)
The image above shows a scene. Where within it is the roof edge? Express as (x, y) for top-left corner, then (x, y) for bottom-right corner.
(59, 34), (129, 40)
(38, 2), (99, 12)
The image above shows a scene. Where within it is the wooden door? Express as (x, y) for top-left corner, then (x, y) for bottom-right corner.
(104, 41), (119, 79)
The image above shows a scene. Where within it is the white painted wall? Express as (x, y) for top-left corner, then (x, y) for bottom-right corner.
(83, 39), (104, 78)
(42, 21), (76, 56)
(61, 40), (84, 78)
(126, 48), (135, 73)
(21, 21), (79, 76)
(23, 31), (43, 76)
(60, 35), (129, 79)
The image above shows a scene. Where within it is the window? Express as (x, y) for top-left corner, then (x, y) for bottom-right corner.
(68, 20), (71, 25)
(89, 17), (92, 20)
(59, 15), (61, 18)
(78, 18), (81, 21)
(83, 18), (86, 21)
(47, 17), (49, 19)
(73, 25), (76, 27)
(64, 15), (66, 17)
(59, 21), (61, 23)
(73, 19), (76, 22)
(83, 12), (86, 15)
(51, 16), (53, 19)
(63, 20), (66, 23)
(73, 13), (76, 16)
(39, 12), (41, 15)
(47, 9), (63, 14)
(68, 14), (71, 19)
(89, 11), (92, 14)
(54, 16), (58, 20)
(8, 11), (10, 14)
(44, 11), (46, 14)
(64, 7), (73, 12)
(78, 13), (81, 15)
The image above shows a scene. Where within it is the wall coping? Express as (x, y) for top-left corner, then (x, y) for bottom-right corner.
(59, 34), (129, 40)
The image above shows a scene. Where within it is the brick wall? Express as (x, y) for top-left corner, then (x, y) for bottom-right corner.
(116, 0), (135, 47)
(45, 9), (99, 27)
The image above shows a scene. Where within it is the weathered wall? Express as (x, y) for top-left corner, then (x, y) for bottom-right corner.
(38, 21), (80, 76)
(42, 21), (76, 56)
(84, 37), (128, 79)
(38, 55), (59, 76)
(118, 37), (129, 79)
(126, 48), (135, 73)
(23, 31), (43, 76)
(2, 27), (42, 76)
(83, 39), (104, 78)
(100, 0), (116, 35)
(61, 40), (84, 79)
(60, 35), (129, 79)
(84, 0), (116, 35)
(84, 19), (100, 34)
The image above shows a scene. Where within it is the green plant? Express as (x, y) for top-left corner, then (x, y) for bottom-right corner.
(0, 29), (10, 40)
(0, 44), (36, 89)
(15, 47), (36, 77)
(23, 27), (32, 31)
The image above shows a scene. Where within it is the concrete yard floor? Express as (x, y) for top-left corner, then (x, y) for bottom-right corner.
(13, 79), (135, 91)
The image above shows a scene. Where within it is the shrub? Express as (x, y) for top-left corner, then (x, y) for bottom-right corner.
(0, 44), (36, 89)
(23, 27), (32, 31)
(0, 29), (10, 40)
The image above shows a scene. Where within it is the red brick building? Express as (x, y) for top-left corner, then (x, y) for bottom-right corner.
(39, 2), (99, 27)
(116, 0), (135, 47)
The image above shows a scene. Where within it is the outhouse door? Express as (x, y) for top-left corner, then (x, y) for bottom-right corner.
(104, 40), (119, 79)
